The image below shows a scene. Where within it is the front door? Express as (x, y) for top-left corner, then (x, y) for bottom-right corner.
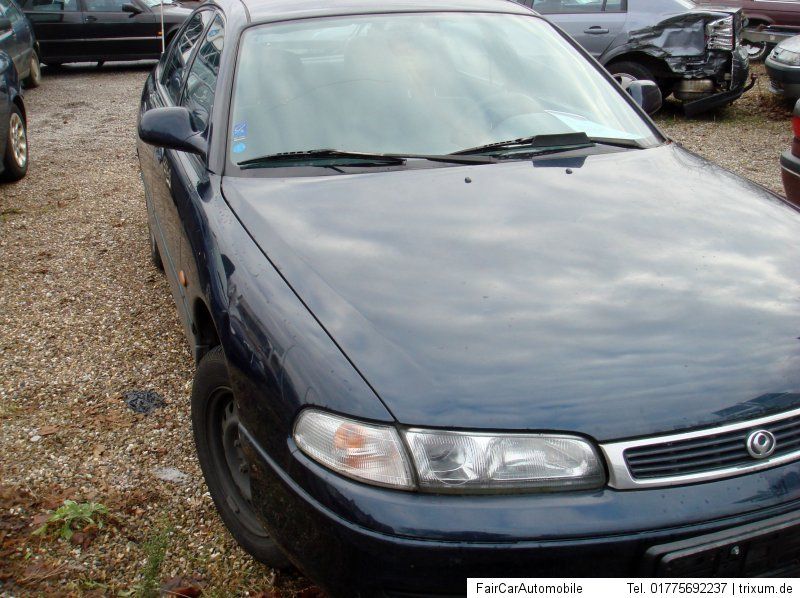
(81, 0), (159, 59)
(533, 0), (628, 60)
(139, 9), (211, 335)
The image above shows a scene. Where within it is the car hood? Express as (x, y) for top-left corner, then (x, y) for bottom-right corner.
(777, 34), (800, 53)
(222, 144), (800, 441)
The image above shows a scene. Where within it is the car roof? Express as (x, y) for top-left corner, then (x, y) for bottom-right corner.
(239, 0), (533, 24)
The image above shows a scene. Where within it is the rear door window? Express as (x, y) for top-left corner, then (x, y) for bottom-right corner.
(21, 0), (78, 11)
(83, 0), (128, 10)
(533, 0), (604, 14)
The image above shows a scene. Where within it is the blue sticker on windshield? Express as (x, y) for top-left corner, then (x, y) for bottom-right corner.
(233, 122), (248, 141)
(232, 142), (247, 154)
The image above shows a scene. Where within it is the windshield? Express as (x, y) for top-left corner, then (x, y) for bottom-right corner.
(229, 12), (660, 165)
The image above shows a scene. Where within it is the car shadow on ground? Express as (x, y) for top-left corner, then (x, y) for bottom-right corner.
(42, 61), (158, 77)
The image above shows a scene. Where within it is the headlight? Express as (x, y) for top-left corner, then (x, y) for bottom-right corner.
(293, 410), (414, 490)
(293, 409), (606, 493)
(706, 16), (734, 51)
(405, 429), (605, 493)
(772, 46), (800, 67)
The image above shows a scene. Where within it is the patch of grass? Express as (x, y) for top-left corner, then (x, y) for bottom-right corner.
(0, 403), (20, 419)
(0, 207), (23, 223)
(32, 499), (109, 541)
(121, 518), (173, 598)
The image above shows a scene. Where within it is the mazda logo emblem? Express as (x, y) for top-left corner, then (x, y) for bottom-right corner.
(746, 430), (777, 459)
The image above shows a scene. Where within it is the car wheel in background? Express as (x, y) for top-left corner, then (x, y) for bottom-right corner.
(191, 346), (291, 569)
(25, 51), (41, 88)
(743, 40), (770, 62)
(607, 61), (656, 88)
(2, 105), (28, 182)
(607, 61), (666, 112)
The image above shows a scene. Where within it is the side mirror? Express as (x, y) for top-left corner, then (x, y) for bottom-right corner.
(625, 80), (663, 115)
(138, 107), (206, 157)
(122, 3), (142, 14)
(0, 17), (12, 32)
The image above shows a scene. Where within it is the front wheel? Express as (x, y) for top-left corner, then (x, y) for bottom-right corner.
(743, 40), (770, 62)
(1, 105), (28, 182)
(25, 51), (41, 88)
(191, 346), (290, 568)
(607, 60), (656, 88)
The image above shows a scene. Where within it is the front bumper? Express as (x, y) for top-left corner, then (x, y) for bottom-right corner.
(766, 56), (800, 99)
(241, 427), (800, 597)
(683, 45), (752, 116)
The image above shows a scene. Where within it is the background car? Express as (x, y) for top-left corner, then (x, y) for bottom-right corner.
(781, 99), (800, 204)
(0, 0), (40, 87)
(0, 50), (28, 181)
(696, 0), (800, 61)
(515, 0), (751, 115)
(20, 0), (191, 66)
(766, 34), (800, 99)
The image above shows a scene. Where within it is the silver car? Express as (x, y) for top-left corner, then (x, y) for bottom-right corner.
(513, 0), (752, 114)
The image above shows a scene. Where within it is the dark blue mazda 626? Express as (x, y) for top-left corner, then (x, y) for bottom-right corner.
(136, 0), (800, 593)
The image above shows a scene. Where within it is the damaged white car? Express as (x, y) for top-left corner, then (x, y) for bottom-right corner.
(515, 0), (753, 115)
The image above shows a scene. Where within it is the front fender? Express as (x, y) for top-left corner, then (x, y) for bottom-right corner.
(188, 180), (394, 472)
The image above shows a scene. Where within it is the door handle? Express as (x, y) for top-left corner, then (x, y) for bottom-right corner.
(85, 15), (98, 22)
(584, 26), (609, 34)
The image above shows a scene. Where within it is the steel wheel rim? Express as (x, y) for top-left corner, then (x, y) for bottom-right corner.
(743, 41), (766, 59)
(208, 387), (268, 538)
(9, 113), (27, 169)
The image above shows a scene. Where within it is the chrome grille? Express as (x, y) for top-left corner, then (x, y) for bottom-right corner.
(625, 415), (800, 479)
(601, 407), (800, 489)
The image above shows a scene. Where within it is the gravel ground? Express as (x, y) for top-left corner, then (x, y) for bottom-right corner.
(0, 63), (313, 597)
(0, 61), (793, 596)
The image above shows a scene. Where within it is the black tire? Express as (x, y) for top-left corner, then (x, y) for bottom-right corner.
(1, 105), (28, 183)
(148, 221), (163, 271)
(607, 60), (656, 85)
(24, 50), (41, 89)
(191, 346), (290, 568)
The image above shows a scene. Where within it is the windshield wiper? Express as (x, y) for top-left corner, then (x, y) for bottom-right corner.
(238, 149), (497, 169)
(589, 136), (647, 149)
(451, 132), (646, 157)
(238, 150), (407, 169)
